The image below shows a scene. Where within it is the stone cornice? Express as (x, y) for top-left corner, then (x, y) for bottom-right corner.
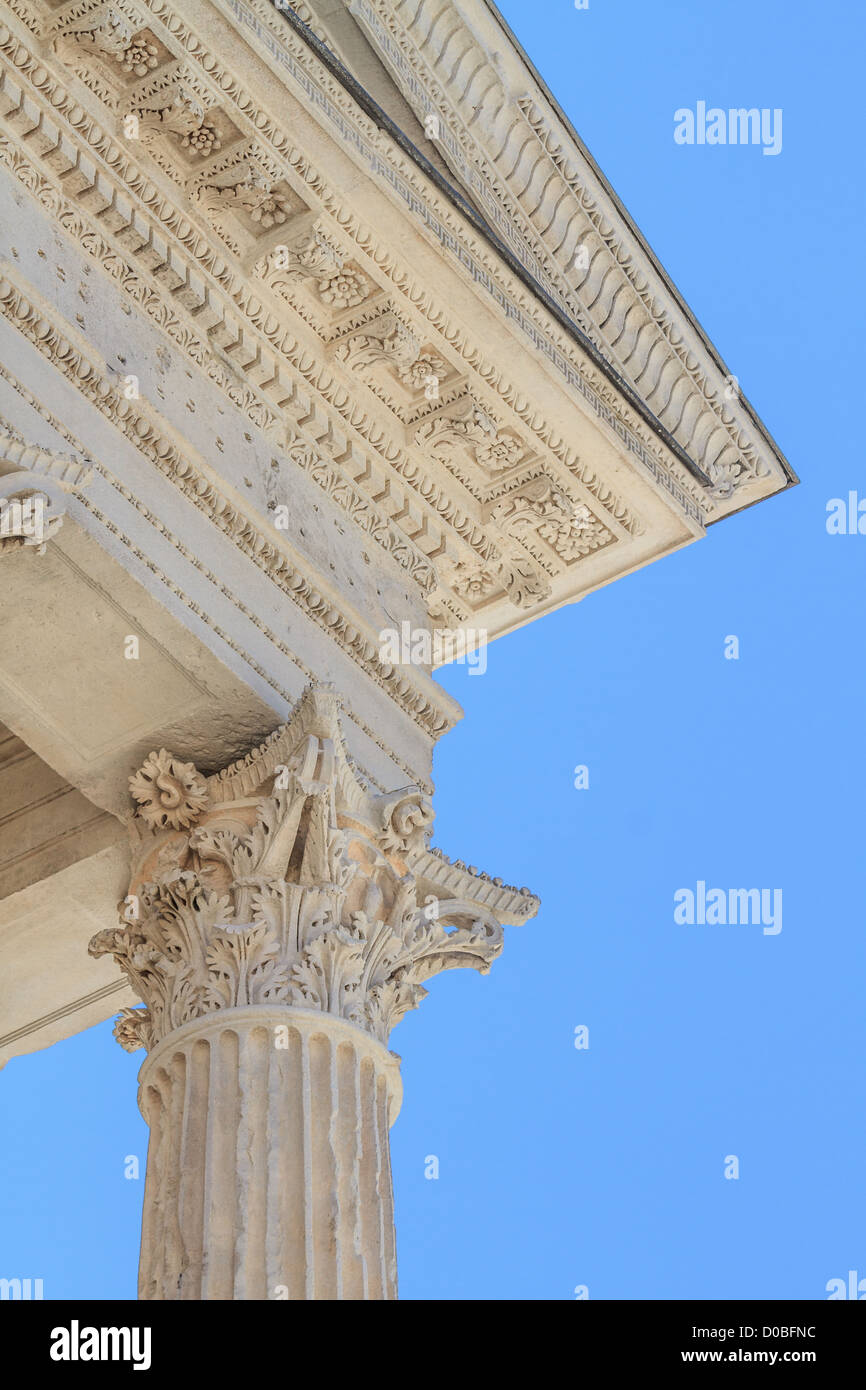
(0, 349), (448, 797)
(0, 1), (794, 557)
(0, 424), (94, 553)
(0, 0), (758, 655)
(216, 0), (707, 518)
(336, 0), (796, 519)
(0, 390), (444, 805)
(0, 266), (459, 744)
(0, 430), (93, 489)
(0, 2), (680, 641)
(0, 977), (130, 1055)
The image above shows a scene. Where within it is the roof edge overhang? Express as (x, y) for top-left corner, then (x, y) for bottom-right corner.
(272, 2), (796, 525)
(478, 0), (798, 511)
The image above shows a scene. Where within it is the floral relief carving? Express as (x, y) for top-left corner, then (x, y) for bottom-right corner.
(474, 431), (525, 473)
(50, 6), (140, 67)
(449, 560), (501, 603)
(128, 748), (210, 830)
(128, 67), (218, 153)
(494, 477), (614, 562)
(334, 311), (421, 375)
(318, 269), (370, 309)
(199, 169), (292, 231)
(445, 548), (550, 610)
(415, 399), (527, 474)
(498, 556), (552, 610)
(120, 36), (159, 77)
(399, 353), (447, 392)
(91, 687), (505, 1051)
(261, 213), (345, 281)
(180, 115), (221, 158)
(0, 0), (666, 669)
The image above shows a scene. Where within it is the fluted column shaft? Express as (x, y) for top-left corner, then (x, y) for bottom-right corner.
(90, 686), (513, 1301)
(136, 1006), (402, 1301)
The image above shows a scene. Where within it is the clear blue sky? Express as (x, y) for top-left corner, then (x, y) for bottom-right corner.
(2, 0), (864, 1300)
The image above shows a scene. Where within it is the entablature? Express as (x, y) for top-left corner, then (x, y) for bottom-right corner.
(0, 0), (733, 661)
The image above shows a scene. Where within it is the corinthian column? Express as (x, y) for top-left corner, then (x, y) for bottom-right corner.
(135, 1007), (401, 1300)
(89, 684), (529, 1301)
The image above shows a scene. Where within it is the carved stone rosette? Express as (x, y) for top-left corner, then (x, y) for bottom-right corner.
(90, 683), (508, 1300)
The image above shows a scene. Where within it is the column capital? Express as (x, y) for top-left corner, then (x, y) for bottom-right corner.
(90, 683), (530, 1052)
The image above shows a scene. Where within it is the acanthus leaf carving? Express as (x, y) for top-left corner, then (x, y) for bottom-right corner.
(414, 398), (527, 475)
(415, 397), (496, 461)
(260, 213), (345, 282)
(494, 477), (614, 562)
(49, 3), (151, 77)
(91, 686), (515, 1050)
(204, 921), (290, 1010)
(112, 1005), (153, 1053)
(198, 165), (292, 232)
(335, 311), (421, 374)
(497, 555), (552, 610)
(128, 65), (218, 152)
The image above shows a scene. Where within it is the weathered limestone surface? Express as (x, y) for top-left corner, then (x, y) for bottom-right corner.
(137, 1008), (401, 1300)
(0, 0), (793, 1295)
(88, 683), (533, 1298)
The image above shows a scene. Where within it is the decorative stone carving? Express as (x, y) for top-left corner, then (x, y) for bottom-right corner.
(416, 398), (495, 458)
(245, 189), (291, 229)
(449, 560), (501, 603)
(0, 0), (791, 1305)
(261, 212), (345, 281)
(180, 115), (221, 158)
(537, 511), (607, 561)
(474, 431), (525, 473)
(0, 18), (675, 657)
(113, 1006), (147, 1053)
(494, 477), (613, 562)
(373, 787), (436, 857)
(119, 37), (159, 77)
(46, 5), (163, 108)
(0, 435), (93, 557)
(318, 269), (370, 309)
(128, 748), (210, 831)
(91, 686), (504, 1052)
(51, 4), (140, 67)
(199, 168), (291, 229)
(129, 67), (216, 150)
(350, 0), (781, 500)
(415, 397), (527, 474)
(498, 556), (553, 609)
(399, 353), (447, 392)
(0, 275), (450, 749)
(445, 547), (551, 610)
(335, 311), (421, 374)
(707, 460), (742, 500)
(0, 471), (66, 555)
